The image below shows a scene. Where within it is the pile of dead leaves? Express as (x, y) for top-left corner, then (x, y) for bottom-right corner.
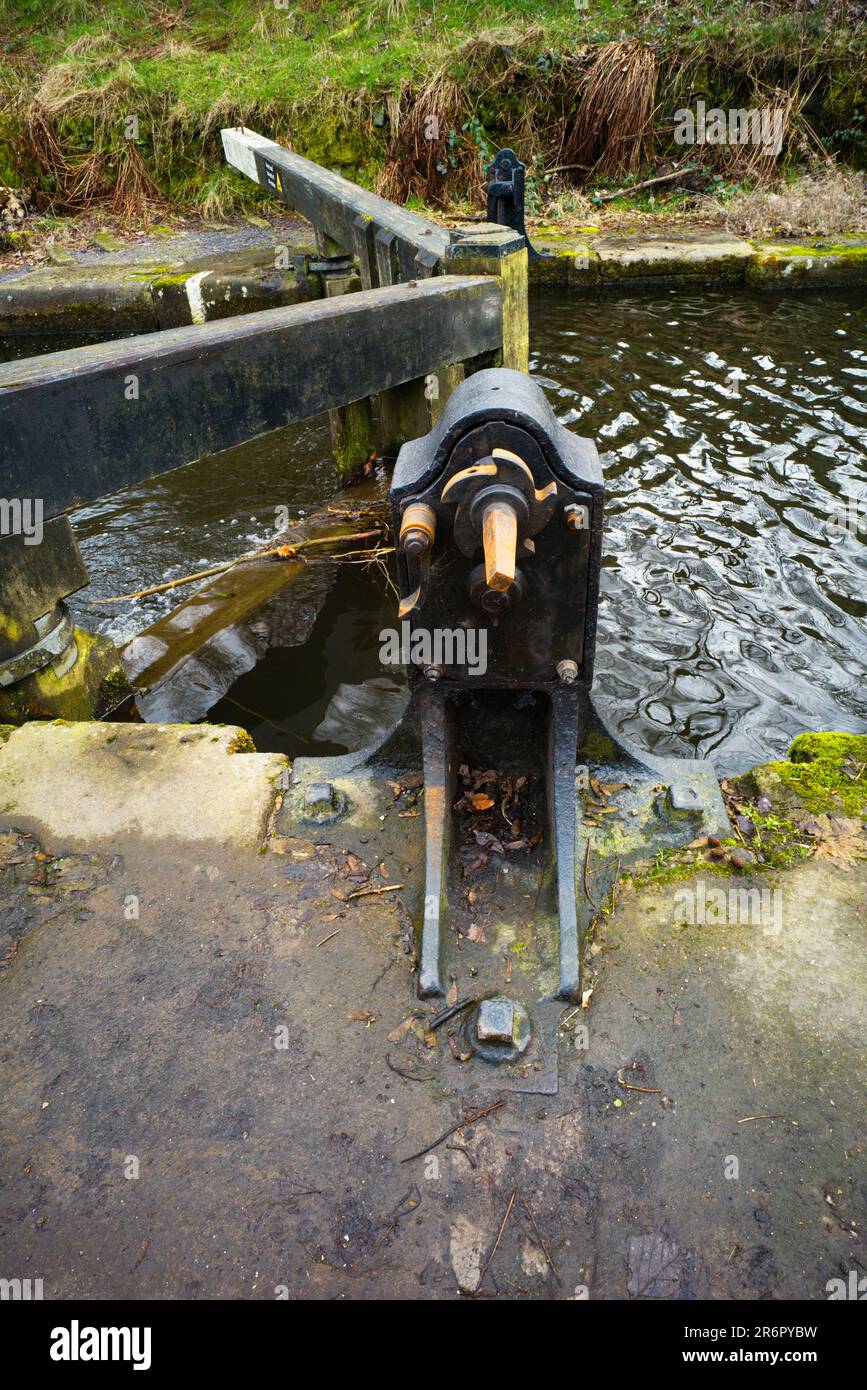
(581, 774), (629, 828)
(454, 765), (543, 878)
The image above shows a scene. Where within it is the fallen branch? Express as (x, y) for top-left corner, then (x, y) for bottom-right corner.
(93, 529), (383, 603)
(596, 163), (700, 203)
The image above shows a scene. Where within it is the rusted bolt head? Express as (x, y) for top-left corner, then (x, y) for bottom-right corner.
(422, 664), (441, 684)
(564, 503), (590, 531)
(557, 659), (579, 685)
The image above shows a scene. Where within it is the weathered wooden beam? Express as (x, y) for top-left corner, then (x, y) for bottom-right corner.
(222, 127), (452, 285)
(0, 276), (503, 520)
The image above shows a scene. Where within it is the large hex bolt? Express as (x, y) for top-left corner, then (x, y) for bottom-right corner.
(471, 996), (531, 1063)
(476, 997), (515, 1047)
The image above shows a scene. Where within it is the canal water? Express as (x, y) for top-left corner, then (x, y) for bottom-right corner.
(8, 286), (866, 776)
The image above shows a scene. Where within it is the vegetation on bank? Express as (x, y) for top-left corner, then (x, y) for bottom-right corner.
(1, 0), (865, 234)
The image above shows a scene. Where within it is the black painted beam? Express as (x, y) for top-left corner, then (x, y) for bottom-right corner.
(222, 127), (453, 287)
(0, 276), (502, 520)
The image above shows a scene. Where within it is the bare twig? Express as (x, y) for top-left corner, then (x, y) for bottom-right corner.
(348, 882), (404, 900)
(617, 1062), (661, 1095)
(400, 1098), (506, 1164)
(520, 1192), (561, 1284)
(583, 839), (600, 910)
(428, 997), (477, 1030)
(481, 1189), (516, 1282)
(386, 1054), (428, 1082)
(93, 530), (383, 603)
(446, 1142), (478, 1168)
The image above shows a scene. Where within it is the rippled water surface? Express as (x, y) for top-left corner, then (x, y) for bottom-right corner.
(532, 288), (867, 772)
(43, 286), (867, 775)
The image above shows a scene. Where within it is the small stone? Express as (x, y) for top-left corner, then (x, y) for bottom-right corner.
(449, 1216), (486, 1294)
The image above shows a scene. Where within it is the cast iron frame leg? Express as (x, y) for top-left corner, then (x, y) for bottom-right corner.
(418, 685), (453, 998)
(549, 686), (582, 1002)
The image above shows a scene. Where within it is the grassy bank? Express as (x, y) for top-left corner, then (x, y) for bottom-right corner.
(1, 0), (865, 229)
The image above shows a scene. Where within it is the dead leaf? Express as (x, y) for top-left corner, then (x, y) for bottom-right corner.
(473, 830), (504, 853)
(387, 1017), (414, 1042)
(470, 793), (494, 811)
(446, 979), (458, 1007)
(467, 921), (487, 943)
(627, 1232), (687, 1299)
(347, 1009), (376, 1024)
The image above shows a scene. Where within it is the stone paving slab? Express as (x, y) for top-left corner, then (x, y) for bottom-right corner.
(0, 721), (285, 849)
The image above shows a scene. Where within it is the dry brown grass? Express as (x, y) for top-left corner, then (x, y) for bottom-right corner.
(376, 27), (557, 206)
(561, 39), (656, 178)
(715, 166), (867, 237)
(24, 61), (162, 219)
(376, 73), (465, 207)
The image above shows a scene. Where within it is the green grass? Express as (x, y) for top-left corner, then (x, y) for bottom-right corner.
(1, 1), (864, 213)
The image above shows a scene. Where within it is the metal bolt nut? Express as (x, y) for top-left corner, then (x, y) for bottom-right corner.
(564, 503), (590, 531)
(556, 659), (579, 685)
(304, 782), (336, 817)
(476, 997), (515, 1047)
(668, 783), (702, 813)
(422, 664), (441, 684)
(402, 528), (430, 557)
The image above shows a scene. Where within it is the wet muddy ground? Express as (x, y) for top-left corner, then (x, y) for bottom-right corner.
(1, 813), (862, 1300)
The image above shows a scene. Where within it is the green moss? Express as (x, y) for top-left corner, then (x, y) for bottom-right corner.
(776, 731), (867, 816)
(631, 851), (731, 890)
(0, 627), (129, 724)
(580, 729), (616, 763)
(746, 812), (814, 870)
(227, 729), (257, 754)
(730, 731), (866, 864)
